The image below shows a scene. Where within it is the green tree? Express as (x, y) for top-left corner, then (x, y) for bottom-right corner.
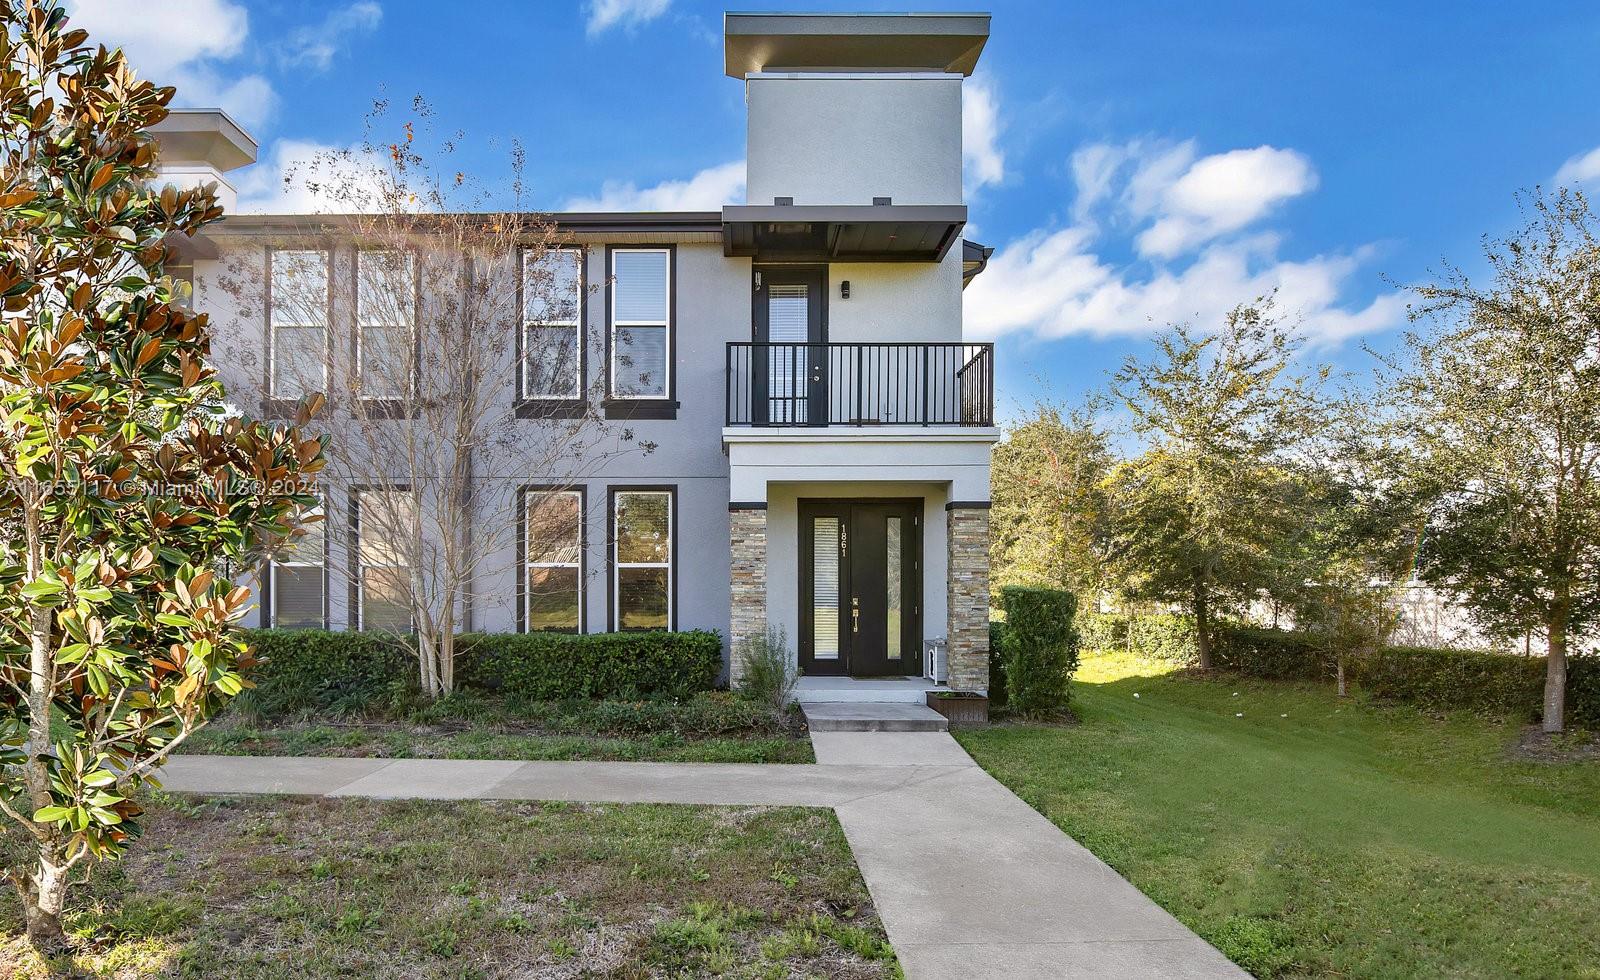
(0, 1), (322, 942)
(990, 400), (1113, 597)
(1385, 188), (1600, 732)
(1107, 298), (1326, 668)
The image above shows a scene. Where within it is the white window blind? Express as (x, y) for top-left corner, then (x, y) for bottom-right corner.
(270, 249), (329, 398)
(611, 249), (670, 398)
(271, 503), (324, 629)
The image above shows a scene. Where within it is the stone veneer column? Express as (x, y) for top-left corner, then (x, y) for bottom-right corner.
(728, 504), (768, 688)
(945, 503), (992, 693)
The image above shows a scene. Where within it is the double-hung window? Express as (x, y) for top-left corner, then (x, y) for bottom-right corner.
(269, 502), (324, 628)
(356, 488), (415, 631)
(612, 488), (673, 630)
(356, 249), (415, 400)
(522, 247), (583, 400)
(269, 249), (329, 399)
(609, 248), (671, 400)
(525, 489), (583, 631)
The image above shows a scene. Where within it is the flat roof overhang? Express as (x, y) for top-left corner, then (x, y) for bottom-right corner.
(721, 204), (966, 262)
(724, 12), (990, 77)
(148, 108), (257, 172)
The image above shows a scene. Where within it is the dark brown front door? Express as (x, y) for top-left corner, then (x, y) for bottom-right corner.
(799, 500), (921, 677)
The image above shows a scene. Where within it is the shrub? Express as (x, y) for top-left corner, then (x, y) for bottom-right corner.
(456, 629), (721, 700)
(1349, 645), (1544, 720)
(238, 629), (416, 717)
(736, 626), (798, 712)
(998, 585), (1079, 718)
(1210, 626), (1328, 681)
(1079, 612), (1197, 662)
(1567, 655), (1600, 730)
(988, 620), (1010, 710)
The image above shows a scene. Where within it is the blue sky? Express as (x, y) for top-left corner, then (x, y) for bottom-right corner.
(66, 0), (1600, 413)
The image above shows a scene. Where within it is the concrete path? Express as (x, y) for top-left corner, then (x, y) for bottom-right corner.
(161, 737), (1244, 980)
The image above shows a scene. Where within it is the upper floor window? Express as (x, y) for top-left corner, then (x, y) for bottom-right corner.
(525, 488), (583, 632)
(356, 249), (416, 400)
(268, 501), (324, 629)
(609, 248), (671, 400)
(355, 487), (415, 632)
(522, 247), (583, 400)
(269, 249), (329, 399)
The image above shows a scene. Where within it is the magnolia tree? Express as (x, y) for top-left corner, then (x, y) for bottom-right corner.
(0, 0), (322, 943)
(213, 103), (636, 697)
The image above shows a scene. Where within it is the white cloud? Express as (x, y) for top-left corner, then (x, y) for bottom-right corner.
(1555, 146), (1600, 186)
(235, 139), (396, 214)
(563, 160), (744, 211)
(65, 0), (276, 128)
(1134, 145), (1317, 259)
(280, 1), (383, 71)
(585, 0), (670, 36)
(963, 75), (1005, 194)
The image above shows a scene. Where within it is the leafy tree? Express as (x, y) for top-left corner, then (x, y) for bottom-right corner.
(0, 1), (321, 942)
(989, 400), (1113, 597)
(1384, 188), (1600, 732)
(1106, 298), (1326, 668)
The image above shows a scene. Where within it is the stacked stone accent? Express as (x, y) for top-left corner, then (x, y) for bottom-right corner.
(946, 505), (992, 693)
(728, 506), (768, 688)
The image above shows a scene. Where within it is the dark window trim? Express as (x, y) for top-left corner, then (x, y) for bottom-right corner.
(263, 243), (334, 416)
(517, 483), (588, 634)
(604, 244), (678, 420)
(349, 483), (415, 633)
(606, 484), (677, 632)
(352, 245), (422, 409)
(516, 244), (588, 414)
(259, 495), (331, 630)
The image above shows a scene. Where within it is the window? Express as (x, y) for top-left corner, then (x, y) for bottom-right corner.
(525, 489), (583, 631)
(356, 488), (415, 631)
(612, 488), (672, 630)
(269, 249), (329, 399)
(609, 248), (670, 399)
(522, 247), (582, 400)
(269, 502), (324, 629)
(356, 249), (415, 399)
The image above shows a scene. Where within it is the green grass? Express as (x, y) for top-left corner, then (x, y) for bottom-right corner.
(3, 795), (894, 978)
(957, 650), (1600, 979)
(183, 719), (814, 763)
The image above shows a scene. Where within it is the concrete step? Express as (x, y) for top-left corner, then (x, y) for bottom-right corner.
(795, 676), (942, 704)
(801, 702), (949, 733)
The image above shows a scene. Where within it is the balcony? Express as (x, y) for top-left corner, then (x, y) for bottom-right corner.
(725, 342), (994, 427)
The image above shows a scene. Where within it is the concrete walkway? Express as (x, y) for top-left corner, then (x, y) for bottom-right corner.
(161, 734), (1244, 979)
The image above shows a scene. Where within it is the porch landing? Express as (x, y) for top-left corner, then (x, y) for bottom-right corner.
(795, 675), (945, 704)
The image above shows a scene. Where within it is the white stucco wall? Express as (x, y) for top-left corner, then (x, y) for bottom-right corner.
(746, 74), (963, 207)
(827, 249), (962, 343)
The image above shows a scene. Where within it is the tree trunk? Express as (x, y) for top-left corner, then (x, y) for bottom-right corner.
(1543, 612), (1568, 734)
(1192, 576), (1212, 670)
(1336, 657), (1348, 698)
(20, 853), (70, 946)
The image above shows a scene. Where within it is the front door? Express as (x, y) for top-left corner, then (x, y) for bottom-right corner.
(799, 500), (921, 677)
(753, 266), (826, 425)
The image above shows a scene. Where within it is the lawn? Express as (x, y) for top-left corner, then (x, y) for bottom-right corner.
(2, 795), (895, 978)
(957, 650), (1600, 979)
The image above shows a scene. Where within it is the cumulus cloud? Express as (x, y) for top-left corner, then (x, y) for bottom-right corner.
(1555, 146), (1600, 186)
(966, 140), (1398, 348)
(963, 75), (1005, 194)
(235, 139), (397, 213)
(585, 0), (670, 36)
(280, 1), (383, 71)
(563, 160), (744, 211)
(66, 0), (276, 128)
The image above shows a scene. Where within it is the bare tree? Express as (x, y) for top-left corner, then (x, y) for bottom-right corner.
(214, 100), (640, 696)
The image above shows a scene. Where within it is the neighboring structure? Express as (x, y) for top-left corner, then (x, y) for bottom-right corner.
(156, 12), (999, 691)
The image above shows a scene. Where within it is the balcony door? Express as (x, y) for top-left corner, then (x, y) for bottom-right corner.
(799, 499), (922, 677)
(753, 266), (827, 425)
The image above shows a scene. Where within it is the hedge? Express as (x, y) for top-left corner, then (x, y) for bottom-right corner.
(1078, 612), (1197, 662)
(236, 628), (722, 717)
(1210, 625), (1328, 681)
(988, 620), (1010, 710)
(997, 585), (1079, 717)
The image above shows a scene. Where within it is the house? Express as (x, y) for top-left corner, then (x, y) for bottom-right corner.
(154, 12), (999, 695)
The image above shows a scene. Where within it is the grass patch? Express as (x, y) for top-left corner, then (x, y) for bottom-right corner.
(2, 794), (893, 978)
(956, 649), (1600, 979)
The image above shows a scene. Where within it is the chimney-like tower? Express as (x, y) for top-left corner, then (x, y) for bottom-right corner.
(146, 108), (257, 213)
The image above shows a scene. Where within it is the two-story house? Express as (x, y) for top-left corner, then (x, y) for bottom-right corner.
(156, 12), (999, 698)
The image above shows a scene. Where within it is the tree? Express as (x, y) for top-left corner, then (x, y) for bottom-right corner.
(213, 101), (637, 697)
(1106, 297), (1326, 668)
(1384, 188), (1600, 732)
(0, 1), (322, 943)
(989, 399), (1113, 597)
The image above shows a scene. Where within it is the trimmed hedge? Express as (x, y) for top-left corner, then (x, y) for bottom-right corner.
(237, 628), (722, 717)
(455, 629), (721, 700)
(988, 620), (1010, 710)
(1079, 612), (1197, 662)
(997, 585), (1079, 717)
(1210, 625), (1328, 682)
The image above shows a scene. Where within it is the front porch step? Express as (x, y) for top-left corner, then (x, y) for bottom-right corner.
(795, 676), (943, 704)
(801, 702), (949, 733)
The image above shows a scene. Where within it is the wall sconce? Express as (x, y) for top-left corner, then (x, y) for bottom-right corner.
(840, 280), (851, 299)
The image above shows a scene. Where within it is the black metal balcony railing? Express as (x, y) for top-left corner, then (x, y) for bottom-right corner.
(725, 342), (994, 427)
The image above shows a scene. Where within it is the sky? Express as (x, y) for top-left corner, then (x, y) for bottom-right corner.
(64, 0), (1600, 415)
